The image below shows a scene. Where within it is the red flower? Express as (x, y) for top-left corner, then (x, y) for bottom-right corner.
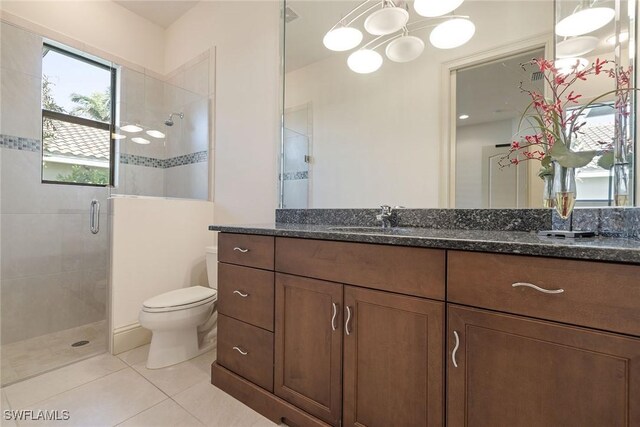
(567, 91), (582, 103)
(595, 58), (608, 75)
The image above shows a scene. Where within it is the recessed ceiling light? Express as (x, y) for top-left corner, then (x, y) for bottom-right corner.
(132, 137), (150, 145)
(120, 124), (143, 133)
(606, 31), (630, 45)
(146, 130), (165, 139)
(459, 114), (469, 120)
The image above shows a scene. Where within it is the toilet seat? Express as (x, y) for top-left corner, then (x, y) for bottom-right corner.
(142, 286), (217, 313)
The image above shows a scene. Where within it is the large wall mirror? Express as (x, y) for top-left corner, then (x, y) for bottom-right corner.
(281, 0), (637, 209)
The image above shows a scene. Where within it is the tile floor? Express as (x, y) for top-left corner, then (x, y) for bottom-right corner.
(1, 345), (277, 426)
(1, 321), (108, 386)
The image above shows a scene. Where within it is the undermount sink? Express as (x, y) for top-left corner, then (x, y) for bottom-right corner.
(327, 226), (407, 234)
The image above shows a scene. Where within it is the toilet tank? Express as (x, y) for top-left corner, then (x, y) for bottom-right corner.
(205, 246), (218, 289)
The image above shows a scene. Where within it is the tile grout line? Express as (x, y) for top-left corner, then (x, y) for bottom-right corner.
(111, 397), (172, 427)
(3, 356), (130, 411)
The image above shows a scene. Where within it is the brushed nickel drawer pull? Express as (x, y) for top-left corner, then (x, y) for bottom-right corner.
(452, 331), (460, 368)
(512, 282), (564, 294)
(345, 306), (352, 336)
(233, 346), (248, 355)
(233, 290), (249, 298)
(331, 303), (338, 331)
(233, 247), (249, 253)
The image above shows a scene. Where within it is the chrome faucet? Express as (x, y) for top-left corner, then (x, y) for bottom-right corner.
(376, 205), (394, 228)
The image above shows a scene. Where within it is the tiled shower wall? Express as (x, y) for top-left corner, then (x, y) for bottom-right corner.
(0, 22), (108, 345)
(115, 54), (210, 200)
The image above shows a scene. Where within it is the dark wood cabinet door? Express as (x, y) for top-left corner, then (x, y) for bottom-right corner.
(343, 286), (445, 427)
(448, 305), (640, 427)
(274, 273), (343, 426)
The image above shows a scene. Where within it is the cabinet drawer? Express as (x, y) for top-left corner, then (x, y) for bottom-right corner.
(219, 233), (274, 270)
(448, 251), (640, 336)
(218, 263), (274, 331)
(276, 237), (445, 300)
(217, 314), (274, 392)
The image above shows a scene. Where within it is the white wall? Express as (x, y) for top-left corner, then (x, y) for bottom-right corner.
(110, 196), (214, 351)
(165, 1), (281, 224)
(0, 0), (165, 74)
(285, 1), (553, 208)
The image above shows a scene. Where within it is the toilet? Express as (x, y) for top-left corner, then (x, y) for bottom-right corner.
(139, 246), (218, 369)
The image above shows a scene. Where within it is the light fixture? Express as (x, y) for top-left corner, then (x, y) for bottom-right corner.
(323, 0), (476, 74)
(458, 114), (469, 120)
(414, 0), (464, 18)
(606, 31), (630, 45)
(347, 49), (383, 74)
(556, 36), (599, 58)
(430, 18), (475, 49)
(364, 3), (409, 36)
(555, 57), (589, 75)
(385, 35), (425, 62)
(323, 26), (363, 51)
(120, 124), (142, 133)
(111, 133), (126, 140)
(131, 137), (151, 145)
(555, 7), (615, 37)
(146, 129), (166, 139)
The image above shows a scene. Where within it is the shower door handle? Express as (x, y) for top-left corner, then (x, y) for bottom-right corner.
(90, 200), (100, 234)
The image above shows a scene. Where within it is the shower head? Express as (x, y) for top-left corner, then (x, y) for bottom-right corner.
(164, 112), (184, 126)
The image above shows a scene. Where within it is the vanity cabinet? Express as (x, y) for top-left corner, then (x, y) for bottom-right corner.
(447, 251), (640, 426)
(447, 305), (640, 426)
(212, 232), (640, 427)
(274, 273), (343, 425)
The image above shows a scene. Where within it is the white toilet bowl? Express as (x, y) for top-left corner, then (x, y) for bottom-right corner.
(139, 246), (219, 369)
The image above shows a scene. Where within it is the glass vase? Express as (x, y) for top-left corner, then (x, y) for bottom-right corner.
(552, 161), (576, 219)
(541, 173), (555, 208)
(613, 163), (631, 207)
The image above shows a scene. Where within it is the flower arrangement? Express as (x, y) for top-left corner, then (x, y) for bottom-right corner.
(498, 57), (634, 216)
(499, 57), (621, 173)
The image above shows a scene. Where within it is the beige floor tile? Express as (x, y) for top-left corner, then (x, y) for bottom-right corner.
(173, 380), (275, 427)
(1, 390), (18, 427)
(117, 398), (204, 427)
(18, 368), (166, 427)
(131, 350), (216, 396)
(116, 344), (150, 367)
(3, 353), (126, 410)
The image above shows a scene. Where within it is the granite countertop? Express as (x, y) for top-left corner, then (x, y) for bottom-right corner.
(208, 223), (640, 264)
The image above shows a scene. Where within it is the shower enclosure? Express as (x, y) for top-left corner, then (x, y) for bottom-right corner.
(0, 22), (110, 385)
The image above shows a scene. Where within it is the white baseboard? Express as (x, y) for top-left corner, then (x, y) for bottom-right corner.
(112, 323), (151, 355)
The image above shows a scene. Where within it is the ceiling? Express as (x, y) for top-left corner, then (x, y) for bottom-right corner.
(114, 1), (199, 28)
(456, 49), (545, 128)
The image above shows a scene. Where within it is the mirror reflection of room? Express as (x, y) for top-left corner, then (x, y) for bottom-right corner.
(283, 0), (636, 209)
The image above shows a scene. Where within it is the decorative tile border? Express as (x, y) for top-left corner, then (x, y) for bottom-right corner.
(0, 134), (41, 152)
(281, 171), (309, 181)
(120, 151), (208, 169)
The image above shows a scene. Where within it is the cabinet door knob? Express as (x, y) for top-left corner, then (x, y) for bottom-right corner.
(331, 302), (338, 331)
(345, 306), (352, 336)
(512, 282), (564, 294)
(452, 331), (460, 368)
(233, 247), (249, 253)
(233, 290), (249, 298)
(233, 346), (248, 356)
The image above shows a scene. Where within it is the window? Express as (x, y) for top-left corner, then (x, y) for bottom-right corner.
(41, 44), (116, 186)
(569, 103), (616, 206)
